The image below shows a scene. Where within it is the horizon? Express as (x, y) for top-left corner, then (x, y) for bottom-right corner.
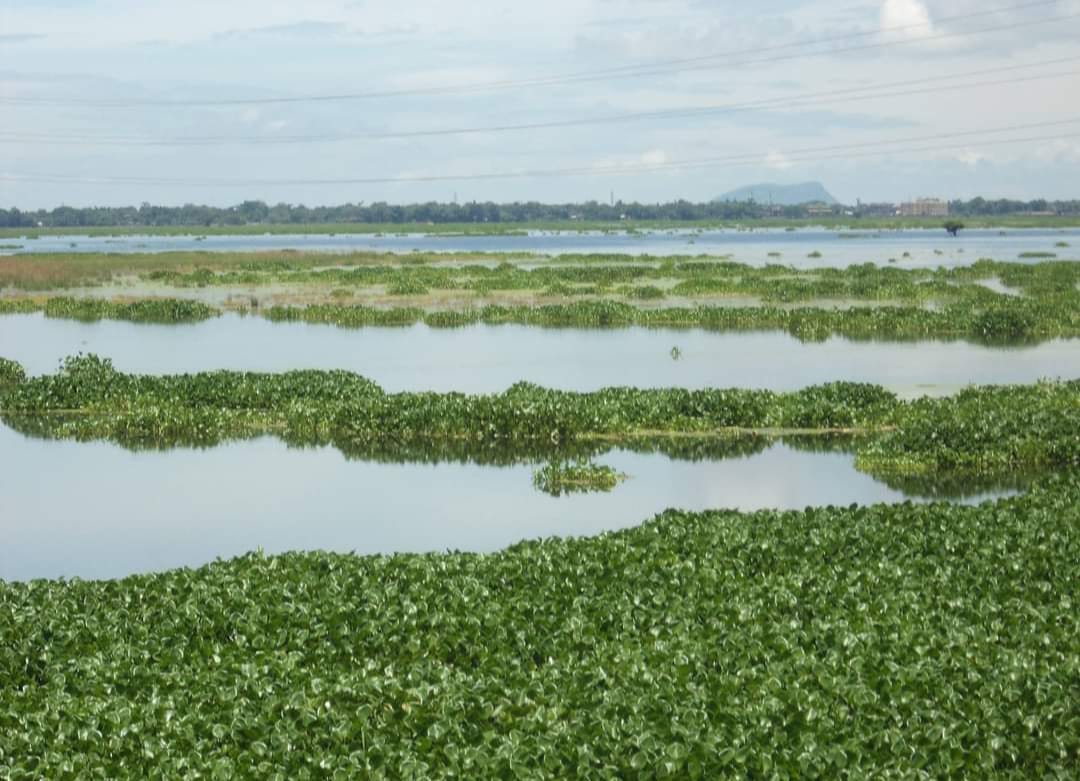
(4, 189), (1079, 215)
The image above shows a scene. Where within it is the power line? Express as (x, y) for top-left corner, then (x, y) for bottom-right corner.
(0, 1), (1072, 108)
(3, 58), (1078, 146)
(5, 121), (1077, 187)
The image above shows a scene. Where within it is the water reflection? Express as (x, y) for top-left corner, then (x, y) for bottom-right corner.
(0, 426), (1022, 582)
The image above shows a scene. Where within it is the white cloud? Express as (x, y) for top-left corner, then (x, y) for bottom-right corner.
(640, 149), (669, 166)
(880, 0), (933, 36)
(955, 149), (987, 168)
(1034, 139), (1080, 164)
(765, 151), (794, 170)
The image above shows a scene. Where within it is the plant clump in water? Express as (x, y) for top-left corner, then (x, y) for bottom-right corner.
(532, 459), (626, 496)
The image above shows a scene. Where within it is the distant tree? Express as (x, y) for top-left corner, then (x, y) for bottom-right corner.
(944, 220), (964, 237)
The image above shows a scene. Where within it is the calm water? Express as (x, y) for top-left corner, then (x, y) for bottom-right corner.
(0, 429), (1015, 582)
(4, 227), (1078, 268)
(1, 313), (1076, 395)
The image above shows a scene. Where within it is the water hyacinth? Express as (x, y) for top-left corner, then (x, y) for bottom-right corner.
(1, 356), (1076, 481)
(532, 460), (626, 496)
(1, 477), (1078, 777)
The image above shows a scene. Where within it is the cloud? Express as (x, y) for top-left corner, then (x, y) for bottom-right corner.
(0, 33), (45, 45)
(212, 21), (352, 42)
(640, 149), (669, 166)
(955, 149), (988, 168)
(880, 0), (933, 36)
(765, 151), (794, 170)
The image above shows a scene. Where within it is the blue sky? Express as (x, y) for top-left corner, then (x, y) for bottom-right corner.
(1, 0), (1079, 207)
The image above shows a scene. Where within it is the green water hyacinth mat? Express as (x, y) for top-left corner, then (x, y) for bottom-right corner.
(1, 477), (1078, 778)
(3, 294), (1079, 343)
(1, 355), (1077, 481)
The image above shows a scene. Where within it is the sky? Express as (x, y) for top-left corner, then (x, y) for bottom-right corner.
(1, 0), (1079, 208)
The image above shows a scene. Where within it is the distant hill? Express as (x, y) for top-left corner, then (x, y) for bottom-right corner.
(715, 182), (838, 205)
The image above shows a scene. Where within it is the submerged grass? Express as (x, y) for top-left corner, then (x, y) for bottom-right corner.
(1, 476), (1078, 777)
(4, 252), (1079, 307)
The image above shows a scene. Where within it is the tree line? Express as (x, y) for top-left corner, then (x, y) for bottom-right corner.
(1, 197), (1077, 228)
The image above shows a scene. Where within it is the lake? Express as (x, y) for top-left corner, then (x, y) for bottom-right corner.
(0, 430), (1018, 581)
(1, 313), (1076, 396)
(4, 227), (1078, 268)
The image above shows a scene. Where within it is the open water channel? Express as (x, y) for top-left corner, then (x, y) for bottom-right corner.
(4, 227), (1079, 268)
(0, 431), (1022, 581)
(2, 314), (1077, 395)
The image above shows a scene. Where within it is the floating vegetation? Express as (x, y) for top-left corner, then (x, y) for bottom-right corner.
(0, 357), (25, 386)
(269, 297), (1080, 343)
(4, 287), (1078, 343)
(624, 284), (666, 300)
(1055, 240), (1070, 247)
(1019, 251), (1056, 259)
(0, 300), (39, 316)
(386, 276), (431, 296)
(1, 477), (1078, 777)
(807, 250), (823, 258)
(532, 459), (626, 496)
(40, 297), (218, 324)
(2, 357), (1076, 484)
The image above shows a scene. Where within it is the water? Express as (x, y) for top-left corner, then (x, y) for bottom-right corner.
(1, 313), (1076, 395)
(4, 227), (1078, 268)
(0, 428), (1015, 582)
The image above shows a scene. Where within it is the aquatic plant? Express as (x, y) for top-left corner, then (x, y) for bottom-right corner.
(857, 380), (1080, 476)
(1, 477), (1078, 777)
(42, 297), (217, 324)
(386, 276), (431, 296)
(2, 359), (1076, 483)
(0, 300), (39, 315)
(532, 459), (625, 496)
(0, 357), (25, 386)
(624, 284), (666, 300)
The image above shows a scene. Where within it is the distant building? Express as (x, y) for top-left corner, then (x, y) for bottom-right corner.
(856, 202), (898, 218)
(899, 198), (949, 217)
(805, 202), (837, 217)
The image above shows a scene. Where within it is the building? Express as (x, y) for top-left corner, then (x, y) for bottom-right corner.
(899, 198), (949, 217)
(805, 202), (837, 217)
(855, 201), (898, 218)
